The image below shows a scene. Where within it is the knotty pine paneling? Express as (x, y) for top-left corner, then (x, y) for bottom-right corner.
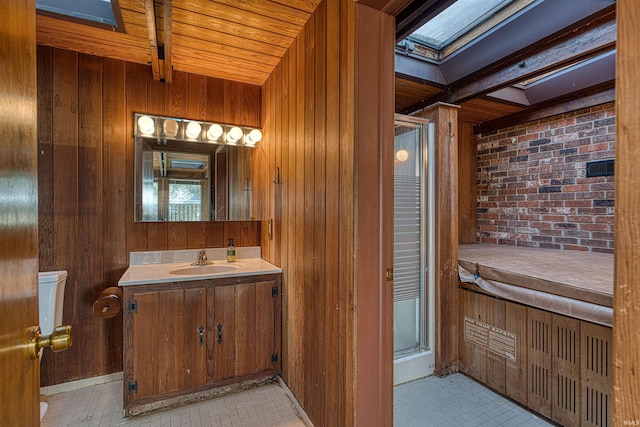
(37, 46), (262, 386)
(260, 1), (394, 425)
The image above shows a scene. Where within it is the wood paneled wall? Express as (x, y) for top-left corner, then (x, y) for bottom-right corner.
(260, 1), (394, 425)
(614, 0), (640, 422)
(37, 46), (262, 386)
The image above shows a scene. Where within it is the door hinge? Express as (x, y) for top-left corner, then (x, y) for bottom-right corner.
(128, 299), (138, 313)
(271, 352), (278, 364)
(127, 379), (138, 394)
(272, 286), (279, 298)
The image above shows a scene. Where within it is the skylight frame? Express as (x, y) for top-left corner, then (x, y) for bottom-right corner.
(36, 0), (125, 33)
(408, 0), (515, 51)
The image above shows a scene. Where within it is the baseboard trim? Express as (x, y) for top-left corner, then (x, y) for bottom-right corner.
(278, 376), (313, 427)
(40, 372), (123, 396)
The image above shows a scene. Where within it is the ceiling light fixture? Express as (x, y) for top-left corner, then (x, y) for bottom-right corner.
(134, 113), (262, 148)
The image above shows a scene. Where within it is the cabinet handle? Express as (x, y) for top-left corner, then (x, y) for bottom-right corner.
(217, 323), (223, 344)
(198, 325), (204, 347)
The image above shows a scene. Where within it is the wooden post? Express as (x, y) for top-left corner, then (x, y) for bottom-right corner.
(614, 0), (640, 423)
(414, 103), (460, 375)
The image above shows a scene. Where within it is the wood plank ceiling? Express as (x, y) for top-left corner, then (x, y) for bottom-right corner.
(36, 0), (321, 86)
(35, 0), (616, 129)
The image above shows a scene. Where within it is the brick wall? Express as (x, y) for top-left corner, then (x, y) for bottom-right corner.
(476, 102), (615, 253)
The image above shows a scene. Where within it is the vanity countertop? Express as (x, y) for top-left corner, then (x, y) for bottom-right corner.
(118, 257), (282, 286)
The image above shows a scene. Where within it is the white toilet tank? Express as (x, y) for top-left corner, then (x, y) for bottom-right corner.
(38, 270), (67, 336)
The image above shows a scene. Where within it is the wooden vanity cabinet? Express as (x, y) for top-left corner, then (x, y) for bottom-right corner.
(122, 274), (281, 415)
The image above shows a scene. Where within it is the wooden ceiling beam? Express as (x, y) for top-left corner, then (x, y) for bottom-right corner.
(446, 20), (616, 104)
(395, 52), (446, 86)
(474, 86), (615, 134)
(144, 0), (172, 82)
(523, 50), (615, 104)
(163, 0), (172, 83)
(143, 0), (162, 81)
(396, 6), (617, 116)
(438, 0), (616, 85)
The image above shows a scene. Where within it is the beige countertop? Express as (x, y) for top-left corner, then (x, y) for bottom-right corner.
(118, 257), (282, 286)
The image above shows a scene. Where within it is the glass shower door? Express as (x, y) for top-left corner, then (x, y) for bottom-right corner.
(393, 116), (435, 384)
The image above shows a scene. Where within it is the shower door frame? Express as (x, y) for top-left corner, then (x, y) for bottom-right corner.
(392, 114), (436, 384)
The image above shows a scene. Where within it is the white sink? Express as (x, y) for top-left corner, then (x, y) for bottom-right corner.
(169, 264), (239, 275)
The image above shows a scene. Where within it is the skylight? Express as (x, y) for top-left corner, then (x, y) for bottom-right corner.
(410, 0), (514, 50)
(36, 0), (117, 27)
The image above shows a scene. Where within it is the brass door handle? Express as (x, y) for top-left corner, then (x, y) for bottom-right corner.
(28, 325), (73, 360)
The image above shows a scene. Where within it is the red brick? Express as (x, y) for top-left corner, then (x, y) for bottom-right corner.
(475, 104), (615, 252)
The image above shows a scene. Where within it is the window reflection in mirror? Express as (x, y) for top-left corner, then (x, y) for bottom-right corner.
(141, 151), (210, 221)
(135, 137), (260, 222)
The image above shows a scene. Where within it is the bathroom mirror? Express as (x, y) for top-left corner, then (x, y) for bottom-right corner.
(134, 137), (261, 221)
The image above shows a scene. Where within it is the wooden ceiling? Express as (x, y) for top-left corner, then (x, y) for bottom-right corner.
(35, 0), (615, 129)
(36, 0), (321, 86)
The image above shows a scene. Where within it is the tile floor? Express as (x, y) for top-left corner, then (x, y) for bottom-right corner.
(42, 373), (553, 426)
(41, 380), (306, 427)
(394, 373), (553, 426)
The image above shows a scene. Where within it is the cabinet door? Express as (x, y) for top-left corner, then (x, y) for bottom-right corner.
(209, 280), (279, 382)
(125, 287), (207, 402)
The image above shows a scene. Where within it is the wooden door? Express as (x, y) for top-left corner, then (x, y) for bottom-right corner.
(210, 279), (280, 381)
(124, 287), (206, 405)
(0, 0), (39, 424)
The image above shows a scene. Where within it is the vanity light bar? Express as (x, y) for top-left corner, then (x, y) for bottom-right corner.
(134, 113), (262, 147)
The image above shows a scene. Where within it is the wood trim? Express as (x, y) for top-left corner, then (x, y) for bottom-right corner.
(355, 4), (395, 426)
(613, 0), (640, 423)
(111, 0), (127, 33)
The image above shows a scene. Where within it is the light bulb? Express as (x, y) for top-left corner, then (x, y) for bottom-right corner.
(185, 121), (202, 140)
(207, 124), (223, 141)
(137, 115), (155, 136)
(396, 149), (409, 162)
(163, 119), (179, 138)
(227, 126), (243, 143)
(247, 129), (263, 145)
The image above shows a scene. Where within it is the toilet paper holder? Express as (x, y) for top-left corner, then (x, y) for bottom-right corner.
(93, 287), (123, 319)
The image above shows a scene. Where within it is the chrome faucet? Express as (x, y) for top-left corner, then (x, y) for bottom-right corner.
(194, 249), (209, 266)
